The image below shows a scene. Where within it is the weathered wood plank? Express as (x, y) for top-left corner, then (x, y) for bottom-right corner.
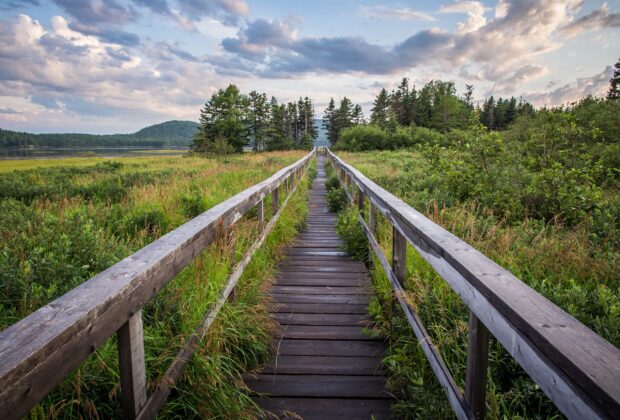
(117, 311), (147, 419)
(270, 285), (370, 295)
(272, 339), (385, 357)
(254, 397), (392, 420)
(272, 303), (369, 314)
(273, 325), (378, 340)
(245, 374), (389, 398)
(465, 311), (490, 420)
(272, 313), (369, 326)
(260, 355), (382, 375)
(271, 294), (370, 304)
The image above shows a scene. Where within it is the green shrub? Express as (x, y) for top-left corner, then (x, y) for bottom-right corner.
(326, 187), (348, 212)
(336, 207), (369, 262)
(325, 173), (340, 191)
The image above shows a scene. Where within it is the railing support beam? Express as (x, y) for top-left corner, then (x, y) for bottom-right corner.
(117, 311), (147, 420)
(271, 186), (279, 216)
(465, 311), (490, 420)
(257, 199), (265, 231)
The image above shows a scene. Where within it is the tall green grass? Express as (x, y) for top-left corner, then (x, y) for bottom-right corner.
(0, 151), (313, 418)
(330, 152), (619, 419)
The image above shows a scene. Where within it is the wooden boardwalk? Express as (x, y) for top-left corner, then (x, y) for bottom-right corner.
(246, 156), (392, 419)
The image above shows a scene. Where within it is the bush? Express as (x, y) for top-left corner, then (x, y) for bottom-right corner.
(325, 173), (340, 191)
(336, 207), (369, 262)
(327, 187), (348, 212)
(337, 125), (390, 151)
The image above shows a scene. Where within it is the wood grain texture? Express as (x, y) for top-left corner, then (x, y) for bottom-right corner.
(247, 155), (392, 418)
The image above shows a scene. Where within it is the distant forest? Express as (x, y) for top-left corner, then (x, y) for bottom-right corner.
(192, 84), (319, 154)
(0, 120), (198, 148)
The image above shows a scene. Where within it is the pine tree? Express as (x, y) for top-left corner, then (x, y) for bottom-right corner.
(322, 98), (337, 146)
(352, 104), (364, 125)
(391, 78), (412, 125)
(191, 84), (247, 154)
(608, 57), (620, 100)
(370, 88), (391, 129)
(248, 90), (268, 151)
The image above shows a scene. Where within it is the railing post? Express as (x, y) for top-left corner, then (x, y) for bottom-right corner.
(117, 311), (147, 419)
(392, 226), (407, 315)
(369, 202), (377, 237)
(257, 199), (265, 231)
(356, 187), (364, 216)
(272, 186), (279, 216)
(465, 311), (490, 419)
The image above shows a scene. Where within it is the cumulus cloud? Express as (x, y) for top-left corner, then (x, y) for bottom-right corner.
(523, 66), (613, 106)
(0, 14), (223, 131)
(0, 0), (40, 10)
(438, 1), (487, 34)
(214, 0), (586, 87)
(52, 0), (138, 25)
(560, 2), (620, 37)
(175, 0), (249, 25)
(359, 5), (435, 21)
(488, 64), (548, 94)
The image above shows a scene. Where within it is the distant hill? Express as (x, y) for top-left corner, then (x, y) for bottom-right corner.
(0, 120), (199, 148)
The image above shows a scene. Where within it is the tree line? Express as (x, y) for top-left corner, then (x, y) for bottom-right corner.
(191, 84), (317, 155)
(0, 121), (198, 148)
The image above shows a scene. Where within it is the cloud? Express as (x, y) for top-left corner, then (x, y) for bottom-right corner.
(560, 2), (620, 37)
(0, 14), (226, 132)
(175, 0), (249, 25)
(51, 0), (141, 45)
(359, 5), (435, 21)
(215, 0), (589, 85)
(488, 64), (548, 94)
(438, 1), (487, 34)
(52, 0), (138, 25)
(0, 107), (20, 114)
(0, 0), (39, 10)
(522, 66), (613, 106)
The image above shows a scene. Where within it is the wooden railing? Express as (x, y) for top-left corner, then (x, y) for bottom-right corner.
(0, 150), (315, 419)
(326, 149), (620, 420)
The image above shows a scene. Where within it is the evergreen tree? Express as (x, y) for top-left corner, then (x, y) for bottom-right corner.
(481, 96), (496, 130)
(370, 88), (392, 129)
(192, 84), (248, 154)
(335, 97), (354, 136)
(352, 104), (365, 125)
(608, 56), (620, 100)
(323, 98), (337, 145)
(248, 90), (268, 151)
(391, 78), (412, 125)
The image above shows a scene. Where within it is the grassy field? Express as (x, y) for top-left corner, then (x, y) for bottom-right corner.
(328, 151), (619, 419)
(0, 151), (314, 418)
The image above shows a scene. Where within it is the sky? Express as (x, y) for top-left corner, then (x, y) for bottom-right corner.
(0, 0), (618, 134)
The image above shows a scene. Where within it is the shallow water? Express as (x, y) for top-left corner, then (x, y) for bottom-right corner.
(0, 146), (188, 159)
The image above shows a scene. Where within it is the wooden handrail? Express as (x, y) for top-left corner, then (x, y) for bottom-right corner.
(0, 149), (315, 419)
(326, 148), (620, 420)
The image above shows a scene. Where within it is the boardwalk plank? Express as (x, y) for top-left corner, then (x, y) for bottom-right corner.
(247, 155), (391, 418)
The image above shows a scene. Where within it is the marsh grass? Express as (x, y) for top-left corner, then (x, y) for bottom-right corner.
(331, 152), (618, 419)
(0, 151), (312, 418)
